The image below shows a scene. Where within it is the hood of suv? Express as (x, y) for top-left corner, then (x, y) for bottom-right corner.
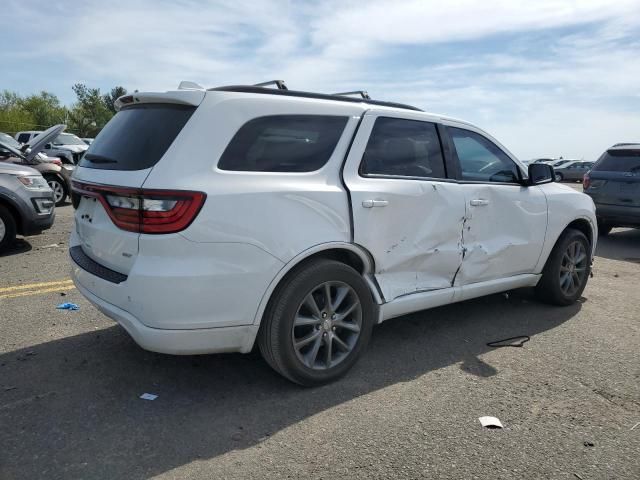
(0, 161), (40, 176)
(26, 125), (67, 161)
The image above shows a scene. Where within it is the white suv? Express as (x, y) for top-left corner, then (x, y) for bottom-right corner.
(70, 82), (597, 385)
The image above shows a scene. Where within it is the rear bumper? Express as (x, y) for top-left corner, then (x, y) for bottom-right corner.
(73, 279), (259, 355)
(593, 202), (640, 227)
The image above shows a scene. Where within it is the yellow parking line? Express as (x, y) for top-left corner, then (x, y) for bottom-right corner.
(0, 284), (76, 300)
(0, 279), (74, 294)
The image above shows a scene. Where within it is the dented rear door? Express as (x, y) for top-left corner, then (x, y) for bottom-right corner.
(342, 110), (466, 301)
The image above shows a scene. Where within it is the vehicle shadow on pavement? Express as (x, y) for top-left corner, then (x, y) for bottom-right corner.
(0, 238), (32, 258)
(595, 228), (640, 263)
(0, 288), (581, 479)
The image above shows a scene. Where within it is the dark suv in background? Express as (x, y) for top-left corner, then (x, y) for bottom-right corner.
(584, 143), (640, 235)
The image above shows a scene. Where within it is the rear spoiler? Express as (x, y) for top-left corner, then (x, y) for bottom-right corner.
(114, 90), (205, 112)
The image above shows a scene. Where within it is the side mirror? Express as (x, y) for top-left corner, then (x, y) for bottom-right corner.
(527, 163), (555, 185)
(44, 143), (51, 149)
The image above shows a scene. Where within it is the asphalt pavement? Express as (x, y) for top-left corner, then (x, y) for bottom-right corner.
(1, 188), (639, 479)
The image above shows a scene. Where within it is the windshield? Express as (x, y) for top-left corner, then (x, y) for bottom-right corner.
(0, 132), (21, 148)
(593, 150), (640, 172)
(53, 133), (86, 146)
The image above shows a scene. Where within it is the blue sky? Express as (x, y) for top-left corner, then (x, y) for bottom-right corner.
(2, 0), (639, 160)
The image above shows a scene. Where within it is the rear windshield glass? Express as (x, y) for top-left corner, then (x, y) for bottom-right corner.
(218, 115), (348, 172)
(79, 104), (196, 171)
(593, 150), (640, 173)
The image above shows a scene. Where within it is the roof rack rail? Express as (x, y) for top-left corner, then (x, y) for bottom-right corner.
(208, 84), (422, 112)
(253, 80), (288, 90)
(332, 90), (371, 99)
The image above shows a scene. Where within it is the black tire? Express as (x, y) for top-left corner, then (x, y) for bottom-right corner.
(258, 259), (375, 386)
(536, 228), (591, 306)
(555, 172), (563, 182)
(0, 204), (17, 252)
(44, 175), (67, 206)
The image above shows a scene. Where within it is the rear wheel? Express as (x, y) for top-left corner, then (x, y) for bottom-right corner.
(44, 175), (67, 206)
(536, 228), (591, 306)
(555, 172), (563, 182)
(258, 259), (375, 386)
(0, 204), (17, 252)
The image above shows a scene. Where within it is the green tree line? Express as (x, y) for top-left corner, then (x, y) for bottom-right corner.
(0, 84), (127, 139)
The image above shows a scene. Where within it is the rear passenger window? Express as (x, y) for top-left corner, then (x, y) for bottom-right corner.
(218, 115), (348, 172)
(360, 117), (446, 179)
(17, 133), (30, 143)
(450, 127), (520, 183)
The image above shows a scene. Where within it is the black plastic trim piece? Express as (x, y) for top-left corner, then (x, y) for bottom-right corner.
(69, 246), (128, 284)
(209, 86), (423, 112)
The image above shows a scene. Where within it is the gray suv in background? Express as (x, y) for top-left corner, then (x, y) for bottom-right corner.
(584, 144), (640, 235)
(0, 162), (55, 252)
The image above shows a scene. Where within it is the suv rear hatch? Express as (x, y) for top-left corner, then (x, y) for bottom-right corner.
(72, 90), (204, 275)
(586, 148), (640, 207)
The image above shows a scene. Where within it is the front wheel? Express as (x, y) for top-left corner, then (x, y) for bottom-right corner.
(536, 228), (591, 306)
(0, 204), (17, 252)
(44, 175), (67, 206)
(555, 173), (563, 182)
(258, 259), (375, 386)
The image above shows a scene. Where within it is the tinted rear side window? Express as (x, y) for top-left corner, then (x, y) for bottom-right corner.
(79, 104), (196, 171)
(360, 117), (446, 179)
(17, 133), (31, 143)
(593, 150), (640, 172)
(218, 115), (348, 172)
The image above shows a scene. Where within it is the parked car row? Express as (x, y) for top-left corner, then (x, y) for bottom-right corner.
(1, 126), (74, 206)
(15, 130), (89, 165)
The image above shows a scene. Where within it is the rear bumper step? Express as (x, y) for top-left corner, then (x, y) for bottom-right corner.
(69, 246), (128, 284)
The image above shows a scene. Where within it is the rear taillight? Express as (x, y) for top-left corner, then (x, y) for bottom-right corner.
(51, 158), (62, 166)
(72, 181), (205, 234)
(583, 173), (590, 190)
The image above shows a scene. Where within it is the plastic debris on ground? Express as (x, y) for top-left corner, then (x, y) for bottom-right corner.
(478, 416), (504, 429)
(56, 303), (79, 311)
(140, 393), (158, 401)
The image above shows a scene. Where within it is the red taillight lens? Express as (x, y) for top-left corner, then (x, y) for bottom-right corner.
(583, 173), (590, 190)
(51, 158), (62, 166)
(72, 181), (206, 234)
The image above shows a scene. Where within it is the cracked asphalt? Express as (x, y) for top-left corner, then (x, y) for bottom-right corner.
(1, 189), (639, 479)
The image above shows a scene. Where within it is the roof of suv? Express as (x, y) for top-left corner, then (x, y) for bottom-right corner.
(609, 143), (640, 151)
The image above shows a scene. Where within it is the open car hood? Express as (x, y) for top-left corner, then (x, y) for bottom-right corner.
(0, 139), (25, 159)
(26, 124), (66, 161)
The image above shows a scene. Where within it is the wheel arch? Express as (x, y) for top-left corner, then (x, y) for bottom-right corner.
(252, 242), (383, 326)
(0, 193), (23, 235)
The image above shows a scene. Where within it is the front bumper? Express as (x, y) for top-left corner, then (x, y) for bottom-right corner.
(73, 279), (258, 355)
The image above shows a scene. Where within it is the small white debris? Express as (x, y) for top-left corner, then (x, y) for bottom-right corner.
(139, 393), (158, 401)
(631, 421), (640, 431)
(478, 416), (503, 429)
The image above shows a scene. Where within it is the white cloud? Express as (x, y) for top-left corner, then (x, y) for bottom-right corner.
(2, 0), (640, 158)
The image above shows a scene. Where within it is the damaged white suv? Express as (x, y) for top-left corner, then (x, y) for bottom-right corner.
(70, 81), (597, 385)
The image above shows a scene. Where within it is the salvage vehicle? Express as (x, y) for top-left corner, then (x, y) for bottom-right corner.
(0, 162), (54, 252)
(15, 131), (88, 165)
(69, 81), (597, 385)
(1, 126), (73, 206)
(584, 143), (640, 235)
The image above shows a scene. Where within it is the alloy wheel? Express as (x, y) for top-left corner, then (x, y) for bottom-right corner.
(559, 240), (588, 296)
(291, 281), (362, 370)
(48, 180), (65, 204)
(0, 216), (5, 242)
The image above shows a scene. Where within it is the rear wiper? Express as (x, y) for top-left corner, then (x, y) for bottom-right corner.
(84, 153), (118, 164)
